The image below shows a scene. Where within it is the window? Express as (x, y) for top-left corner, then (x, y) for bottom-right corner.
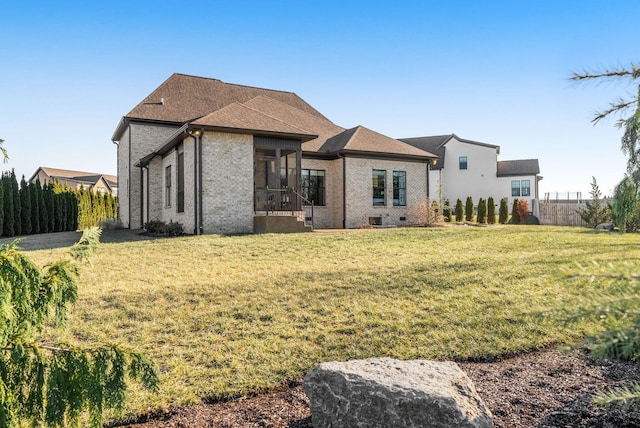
(177, 145), (185, 213)
(511, 180), (520, 197)
(393, 171), (406, 206)
(301, 169), (326, 206)
(459, 156), (468, 170)
(373, 170), (386, 206)
(165, 165), (172, 207)
(521, 180), (531, 197)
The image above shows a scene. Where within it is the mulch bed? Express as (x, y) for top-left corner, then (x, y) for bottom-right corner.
(116, 349), (640, 428)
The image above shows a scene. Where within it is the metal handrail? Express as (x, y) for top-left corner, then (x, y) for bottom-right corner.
(255, 187), (314, 228)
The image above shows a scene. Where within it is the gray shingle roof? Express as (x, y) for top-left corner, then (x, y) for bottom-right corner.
(398, 135), (451, 169)
(497, 159), (540, 176)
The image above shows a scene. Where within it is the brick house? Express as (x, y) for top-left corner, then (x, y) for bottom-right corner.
(112, 73), (437, 234)
(30, 167), (118, 196)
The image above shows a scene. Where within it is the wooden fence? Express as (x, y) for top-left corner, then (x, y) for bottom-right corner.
(538, 199), (611, 226)
(538, 202), (586, 226)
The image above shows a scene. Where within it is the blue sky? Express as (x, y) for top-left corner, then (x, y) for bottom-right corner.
(1, 0), (638, 197)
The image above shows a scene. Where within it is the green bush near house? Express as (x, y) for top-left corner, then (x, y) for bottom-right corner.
(487, 197), (496, 224)
(465, 196), (474, 222)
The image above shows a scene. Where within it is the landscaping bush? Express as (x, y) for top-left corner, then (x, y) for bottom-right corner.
(517, 199), (530, 224)
(442, 199), (451, 222)
(409, 198), (443, 226)
(499, 198), (509, 224)
(577, 177), (611, 227)
(487, 197), (496, 224)
(165, 220), (184, 236)
(477, 198), (487, 224)
(455, 199), (464, 222)
(465, 196), (474, 222)
(611, 176), (640, 233)
(144, 220), (184, 236)
(511, 199), (520, 224)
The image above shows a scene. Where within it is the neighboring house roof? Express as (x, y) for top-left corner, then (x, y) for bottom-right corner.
(31, 167), (117, 187)
(399, 134), (500, 169)
(321, 126), (437, 159)
(497, 159), (540, 176)
(113, 73), (329, 141)
(29, 167), (117, 194)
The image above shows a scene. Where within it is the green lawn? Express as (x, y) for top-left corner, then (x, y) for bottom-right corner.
(31, 226), (640, 420)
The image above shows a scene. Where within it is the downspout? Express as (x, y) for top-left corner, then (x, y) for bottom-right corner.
(139, 166), (144, 229)
(143, 165), (149, 226)
(128, 124), (132, 229)
(338, 153), (346, 229)
(112, 141), (122, 224)
(189, 133), (198, 235)
(426, 160), (431, 200)
(198, 130), (204, 234)
(187, 129), (202, 235)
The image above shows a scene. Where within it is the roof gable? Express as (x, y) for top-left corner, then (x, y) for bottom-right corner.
(242, 95), (345, 151)
(191, 102), (317, 140)
(321, 126), (436, 158)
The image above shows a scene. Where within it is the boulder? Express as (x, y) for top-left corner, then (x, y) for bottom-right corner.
(596, 223), (615, 231)
(304, 357), (493, 428)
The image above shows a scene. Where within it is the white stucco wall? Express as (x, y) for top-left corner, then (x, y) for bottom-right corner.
(497, 175), (538, 209)
(441, 138), (500, 205)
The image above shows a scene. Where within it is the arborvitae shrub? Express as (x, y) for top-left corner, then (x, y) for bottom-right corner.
(11, 171), (20, 236)
(499, 198), (509, 224)
(442, 199), (451, 222)
(487, 197), (496, 224)
(455, 199), (464, 222)
(29, 182), (39, 234)
(477, 198), (487, 224)
(2, 174), (15, 237)
(511, 199), (520, 224)
(465, 196), (474, 222)
(20, 177), (31, 235)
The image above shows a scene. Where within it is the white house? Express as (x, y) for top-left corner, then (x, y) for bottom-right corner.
(399, 135), (541, 212)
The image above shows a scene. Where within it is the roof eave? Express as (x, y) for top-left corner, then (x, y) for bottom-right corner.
(336, 149), (435, 161)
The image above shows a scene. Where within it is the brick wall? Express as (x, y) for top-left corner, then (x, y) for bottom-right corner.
(300, 158), (344, 229)
(121, 122), (180, 229)
(344, 157), (428, 228)
(201, 132), (254, 234)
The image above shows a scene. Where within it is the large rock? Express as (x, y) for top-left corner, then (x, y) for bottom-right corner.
(304, 357), (493, 428)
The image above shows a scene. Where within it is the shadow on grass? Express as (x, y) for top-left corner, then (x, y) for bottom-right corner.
(0, 229), (163, 251)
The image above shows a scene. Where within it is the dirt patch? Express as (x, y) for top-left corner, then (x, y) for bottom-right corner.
(115, 349), (640, 428)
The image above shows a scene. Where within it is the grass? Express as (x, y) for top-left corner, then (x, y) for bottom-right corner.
(29, 226), (640, 420)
